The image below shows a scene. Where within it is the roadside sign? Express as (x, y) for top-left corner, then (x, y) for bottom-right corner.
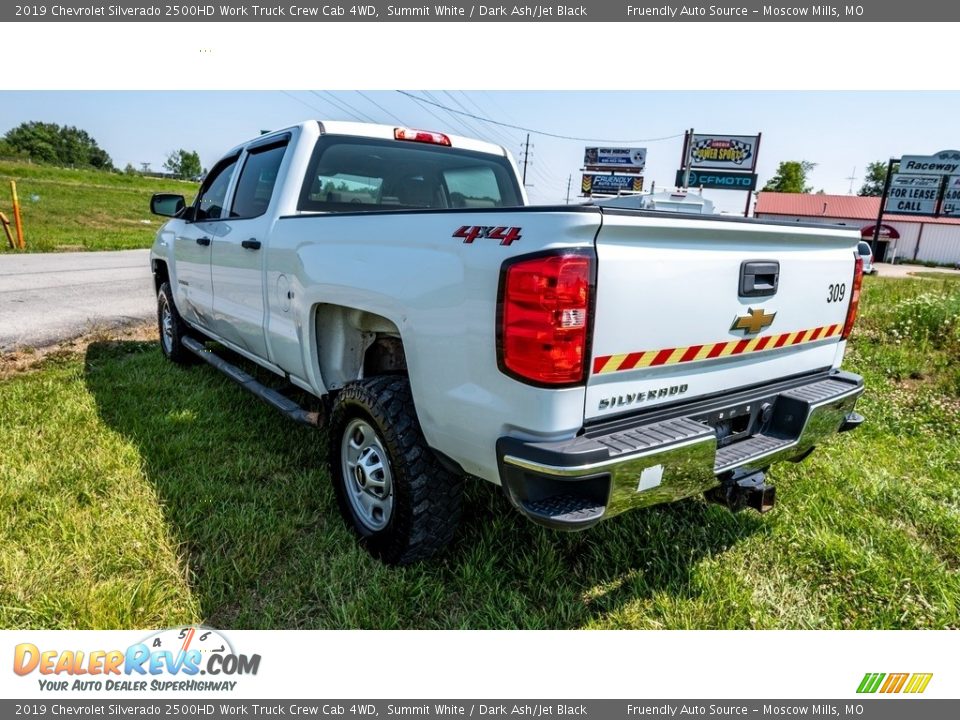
(581, 174), (644, 196)
(884, 173), (941, 215)
(674, 169), (757, 191)
(860, 224), (900, 240)
(941, 175), (960, 216)
(583, 147), (646, 172)
(688, 134), (759, 171)
(898, 150), (960, 175)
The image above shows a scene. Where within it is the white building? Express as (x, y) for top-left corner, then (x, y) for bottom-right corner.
(754, 192), (960, 267)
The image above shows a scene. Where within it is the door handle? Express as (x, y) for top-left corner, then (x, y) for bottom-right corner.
(196, 237), (211, 247)
(241, 238), (262, 250)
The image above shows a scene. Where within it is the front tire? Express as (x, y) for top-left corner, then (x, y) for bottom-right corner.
(329, 376), (464, 565)
(157, 281), (197, 365)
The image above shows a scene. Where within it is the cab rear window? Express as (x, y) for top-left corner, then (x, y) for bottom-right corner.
(298, 136), (522, 212)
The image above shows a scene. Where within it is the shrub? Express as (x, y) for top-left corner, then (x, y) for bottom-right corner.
(888, 292), (960, 350)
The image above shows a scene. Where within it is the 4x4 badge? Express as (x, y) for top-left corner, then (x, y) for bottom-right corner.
(453, 225), (522, 246)
(732, 308), (777, 334)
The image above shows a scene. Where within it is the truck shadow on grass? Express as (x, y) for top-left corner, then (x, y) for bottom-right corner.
(84, 339), (764, 630)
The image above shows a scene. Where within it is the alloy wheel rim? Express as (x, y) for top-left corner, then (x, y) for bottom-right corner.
(160, 299), (174, 353)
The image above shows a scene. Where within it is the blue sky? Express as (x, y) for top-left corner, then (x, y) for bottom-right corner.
(2, 90), (959, 213)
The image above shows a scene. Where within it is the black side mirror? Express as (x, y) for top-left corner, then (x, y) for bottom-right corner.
(151, 193), (186, 218)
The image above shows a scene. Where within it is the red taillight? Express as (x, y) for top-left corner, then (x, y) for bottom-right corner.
(393, 127), (451, 146)
(842, 254), (864, 340)
(499, 253), (593, 386)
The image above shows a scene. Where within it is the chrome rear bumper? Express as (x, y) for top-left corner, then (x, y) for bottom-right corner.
(497, 371), (864, 529)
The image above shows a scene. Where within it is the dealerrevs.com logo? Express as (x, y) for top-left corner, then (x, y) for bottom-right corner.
(13, 627), (260, 692)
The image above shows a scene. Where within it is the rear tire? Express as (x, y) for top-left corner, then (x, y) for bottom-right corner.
(157, 281), (197, 365)
(329, 376), (464, 565)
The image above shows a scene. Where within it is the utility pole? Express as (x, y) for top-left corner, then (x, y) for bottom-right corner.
(846, 166), (858, 194)
(520, 133), (532, 187)
(565, 174), (571, 204)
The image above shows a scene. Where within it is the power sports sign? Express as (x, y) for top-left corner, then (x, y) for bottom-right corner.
(688, 134), (759, 171)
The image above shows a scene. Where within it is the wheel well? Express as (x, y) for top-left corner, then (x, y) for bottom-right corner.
(314, 305), (406, 390)
(152, 259), (169, 294)
(364, 336), (407, 377)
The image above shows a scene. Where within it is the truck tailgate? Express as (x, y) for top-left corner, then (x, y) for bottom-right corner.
(586, 211), (859, 421)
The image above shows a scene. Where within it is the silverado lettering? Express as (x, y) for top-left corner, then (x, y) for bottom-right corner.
(598, 384), (689, 410)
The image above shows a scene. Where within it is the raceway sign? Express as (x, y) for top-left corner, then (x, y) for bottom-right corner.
(899, 150), (960, 175)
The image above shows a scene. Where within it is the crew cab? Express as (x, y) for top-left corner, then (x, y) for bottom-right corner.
(149, 120), (865, 564)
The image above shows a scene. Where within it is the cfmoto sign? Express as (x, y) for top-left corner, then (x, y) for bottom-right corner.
(676, 169), (758, 190)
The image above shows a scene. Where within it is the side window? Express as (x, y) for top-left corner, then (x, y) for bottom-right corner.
(230, 142), (288, 219)
(194, 156), (238, 221)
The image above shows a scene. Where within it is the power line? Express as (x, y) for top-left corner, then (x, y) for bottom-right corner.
(446, 91), (516, 148)
(297, 90), (361, 121)
(325, 91), (380, 122)
(456, 91), (519, 147)
(396, 91), (684, 144)
(354, 90), (407, 125)
(281, 90), (326, 116)
(312, 91), (378, 123)
(422, 90), (481, 137)
(400, 91), (463, 134)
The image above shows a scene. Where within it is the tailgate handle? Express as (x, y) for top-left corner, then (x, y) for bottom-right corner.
(739, 260), (779, 297)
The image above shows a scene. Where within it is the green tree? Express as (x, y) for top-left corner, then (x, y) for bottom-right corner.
(163, 149), (203, 179)
(2, 121), (113, 169)
(762, 161), (817, 193)
(858, 160), (898, 196)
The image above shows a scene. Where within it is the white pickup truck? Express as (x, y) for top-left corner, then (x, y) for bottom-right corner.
(150, 120), (865, 564)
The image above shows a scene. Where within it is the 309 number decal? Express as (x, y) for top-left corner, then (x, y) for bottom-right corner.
(827, 283), (846, 303)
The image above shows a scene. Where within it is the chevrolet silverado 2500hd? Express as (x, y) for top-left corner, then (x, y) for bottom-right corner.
(149, 120), (865, 564)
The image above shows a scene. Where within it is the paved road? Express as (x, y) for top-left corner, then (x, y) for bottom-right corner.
(0, 250), (154, 352)
(874, 262), (960, 278)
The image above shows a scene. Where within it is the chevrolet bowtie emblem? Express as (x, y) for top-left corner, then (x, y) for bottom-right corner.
(732, 308), (777, 334)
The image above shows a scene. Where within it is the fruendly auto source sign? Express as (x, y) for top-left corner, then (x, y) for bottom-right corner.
(581, 174), (644, 195)
(688, 134), (759, 171)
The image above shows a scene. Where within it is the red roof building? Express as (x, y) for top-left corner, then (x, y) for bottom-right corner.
(753, 192), (960, 266)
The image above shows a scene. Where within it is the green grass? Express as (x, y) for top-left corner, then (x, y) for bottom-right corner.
(1, 276), (958, 629)
(0, 161), (197, 253)
(909, 271), (960, 282)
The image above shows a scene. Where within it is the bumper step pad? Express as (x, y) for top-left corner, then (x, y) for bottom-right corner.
(521, 495), (606, 526)
(715, 433), (792, 472)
